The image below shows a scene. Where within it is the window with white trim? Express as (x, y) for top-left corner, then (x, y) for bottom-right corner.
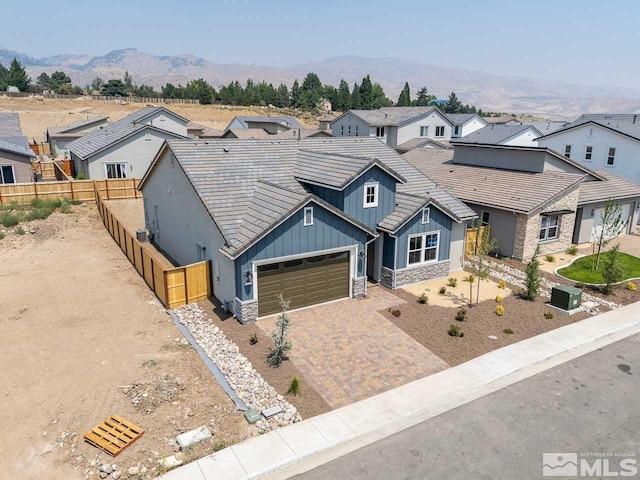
(355, 126), (359, 136)
(105, 162), (127, 179)
(348, 125), (352, 135)
(539, 215), (559, 241)
(341, 125), (344, 136)
(0, 165), (15, 184)
(584, 145), (593, 160)
(363, 183), (379, 208)
(435, 126), (445, 137)
(376, 127), (385, 137)
(607, 147), (616, 166)
(419, 126), (429, 137)
(564, 145), (572, 158)
(303, 206), (314, 226)
(408, 232), (439, 265)
(454, 126), (460, 135)
(481, 211), (490, 226)
(421, 207), (430, 224)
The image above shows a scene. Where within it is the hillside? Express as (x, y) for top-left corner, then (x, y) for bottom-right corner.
(3, 47), (640, 119)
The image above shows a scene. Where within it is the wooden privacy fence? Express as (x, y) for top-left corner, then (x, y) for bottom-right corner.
(0, 178), (140, 205)
(95, 189), (211, 309)
(465, 225), (489, 257)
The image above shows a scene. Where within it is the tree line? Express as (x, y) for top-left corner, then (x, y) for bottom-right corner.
(1, 57), (482, 114)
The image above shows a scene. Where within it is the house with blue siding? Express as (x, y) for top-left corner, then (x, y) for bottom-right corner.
(139, 137), (476, 323)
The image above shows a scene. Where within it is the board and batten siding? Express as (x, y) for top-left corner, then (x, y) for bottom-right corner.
(140, 149), (236, 308)
(235, 201), (370, 301)
(308, 184), (344, 210)
(330, 113), (375, 139)
(391, 205), (453, 270)
(342, 166), (397, 229)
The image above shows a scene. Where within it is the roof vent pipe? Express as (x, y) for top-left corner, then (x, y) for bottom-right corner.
(634, 115), (637, 124)
(385, 113), (388, 118)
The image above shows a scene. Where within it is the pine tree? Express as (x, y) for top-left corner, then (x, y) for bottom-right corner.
(523, 246), (541, 301)
(6, 58), (30, 91)
(351, 82), (363, 109)
(396, 82), (411, 106)
(359, 75), (374, 109)
(372, 83), (393, 108)
(123, 71), (133, 90)
(336, 80), (351, 111)
(414, 86), (434, 106)
(276, 83), (290, 108)
(0, 62), (8, 91)
(291, 79), (301, 107)
(445, 91), (463, 113)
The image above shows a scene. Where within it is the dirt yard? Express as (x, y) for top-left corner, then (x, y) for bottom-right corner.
(0, 205), (246, 480)
(0, 96), (318, 141)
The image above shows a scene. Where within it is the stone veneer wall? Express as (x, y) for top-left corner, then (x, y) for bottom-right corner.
(234, 297), (258, 324)
(352, 277), (366, 297)
(381, 261), (450, 289)
(513, 187), (579, 261)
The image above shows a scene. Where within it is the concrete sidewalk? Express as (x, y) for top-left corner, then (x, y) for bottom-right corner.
(160, 303), (640, 480)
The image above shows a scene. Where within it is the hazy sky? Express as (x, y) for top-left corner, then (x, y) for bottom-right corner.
(2, 0), (637, 88)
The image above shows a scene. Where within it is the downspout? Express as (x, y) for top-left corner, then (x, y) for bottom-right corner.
(362, 235), (377, 297)
(512, 211), (520, 259)
(389, 232), (399, 290)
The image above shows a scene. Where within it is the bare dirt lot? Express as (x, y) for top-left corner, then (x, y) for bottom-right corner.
(0, 205), (246, 480)
(0, 96), (317, 141)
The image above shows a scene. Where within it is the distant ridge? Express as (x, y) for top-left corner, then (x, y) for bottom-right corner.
(2, 47), (640, 119)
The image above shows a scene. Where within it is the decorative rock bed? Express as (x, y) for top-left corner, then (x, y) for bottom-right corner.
(174, 304), (301, 432)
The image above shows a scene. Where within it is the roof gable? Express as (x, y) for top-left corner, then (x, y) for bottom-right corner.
(535, 119), (640, 143)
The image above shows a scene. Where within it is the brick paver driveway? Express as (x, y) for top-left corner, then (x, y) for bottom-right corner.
(257, 285), (449, 408)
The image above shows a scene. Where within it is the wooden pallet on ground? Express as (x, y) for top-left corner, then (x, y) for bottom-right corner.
(84, 415), (144, 456)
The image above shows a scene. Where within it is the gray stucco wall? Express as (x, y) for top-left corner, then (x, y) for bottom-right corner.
(0, 150), (33, 183)
(235, 201), (369, 301)
(454, 145), (546, 173)
(138, 110), (188, 137)
(389, 205), (452, 270)
(467, 204), (517, 257)
(140, 150), (236, 308)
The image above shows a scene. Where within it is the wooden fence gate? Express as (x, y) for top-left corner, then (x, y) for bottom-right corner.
(465, 225), (489, 257)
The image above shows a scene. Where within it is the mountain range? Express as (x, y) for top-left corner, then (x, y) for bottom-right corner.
(3, 47), (640, 119)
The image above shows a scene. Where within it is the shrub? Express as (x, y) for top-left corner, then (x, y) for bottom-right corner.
(503, 328), (514, 334)
(75, 171), (86, 180)
(213, 439), (226, 452)
(0, 212), (20, 228)
(286, 376), (300, 396)
(523, 247), (541, 301)
(439, 286), (447, 295)
(390, 308), (401, 317)
(15, 226), (25, 235)
(448, 324), (464, 337)
(59, 200), (71, 214)
(544, 254), (555, 263)
(544, 312), (554, 319)
(627, 282), (637, 291)
(566, 246), (579, 255)
(447, 277), (458, 287)
(418, 293), (428, 304)
(455, 308), (467, 321)
(575, 282), (585, 289)
(495, 295), (503, 303)
(601, 244), (624, 295)
(0, 231), (5, 240)
(498, 280), (507, 289)
(249, 333), (259, 345)
(495, 304), (505, 316)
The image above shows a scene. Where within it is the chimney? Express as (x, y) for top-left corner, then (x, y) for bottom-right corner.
(634, 115), (637, 124)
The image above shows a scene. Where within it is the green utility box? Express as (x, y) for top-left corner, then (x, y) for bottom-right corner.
(550, 285), (582, 311)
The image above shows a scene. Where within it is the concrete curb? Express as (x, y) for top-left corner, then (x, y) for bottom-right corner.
(160, 303), (640, 480)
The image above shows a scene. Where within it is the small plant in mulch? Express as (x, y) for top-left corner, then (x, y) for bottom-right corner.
(213, 439), (226, 452)
(455, 308), (467, 322)
(15, 226), (25, 235)
(448, 324), (464, 337)
(447, 277), (458, 287)
(566, 246), (579, 255)
(495, 304), (505, 316)
(503, 328), (514, 334)
(249, 333), (259, 345)
(627, 282), (638, 291)
(544, 254), (555, 263)
(388, 308), (401, 317)
(495, 295), (503, 303)
(0, 232), (5, 240)
(268, 294), (292, 368)
(544, 312), (554, 319)
(498, 280), (507, 289)
(575, 282), (585, 289)
(418, 293), (429, 304)
(286, 375), (300, 396)
(439, 286), (447, 295)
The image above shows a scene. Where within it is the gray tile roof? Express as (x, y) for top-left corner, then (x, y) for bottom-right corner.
(454, 124), (542, 145)
(395, 138), (452, 152)
(294, 150), (405, 189)
(0, 137), (36, 158)
(272, 129), (333, 139)
(0, 112), (23, 136)
(578, 170), (640, 205)
(378, 193), (430, 232)
(343, 107), (451, 127)
(67, 107), (185, 158)
(536, 115), (640, 142)
(230, 115), (304, 130)
(154, 137), (475, 257)
(222, 129), (273, 139)
(403, 149), (587, 214)
(446, 113), (478, 125)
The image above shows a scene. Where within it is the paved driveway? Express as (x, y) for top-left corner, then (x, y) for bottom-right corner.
(257, 285), (449, 408)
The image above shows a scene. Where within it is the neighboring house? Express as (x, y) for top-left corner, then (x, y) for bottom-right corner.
(139, 137), (476, 323)
(318, 115), (336, 131)
(67, 107), (189, 179)
(522, 120), (568, 136)
(224, 115), (304, 134)
(186, 122), (223, 139)
(221, 129), (273, 139)
(484, 116), (520, 125)
(330, 107), (454, 147)
(46, 116), (109, 158)
(0, 112), (36, 184)
(455, 124), (542, 147)
(395, 138), (452, 154)
(447, 113), (488, 138)
(536, 114), (640, 185)
(271, 129), (333, 139)
(404, 145), (640, 260)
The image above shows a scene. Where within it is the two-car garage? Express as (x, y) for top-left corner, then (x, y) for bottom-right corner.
(256, 250), (351, 316)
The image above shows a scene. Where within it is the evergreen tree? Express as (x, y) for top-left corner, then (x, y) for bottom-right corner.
(601, 244), (624, 295)
(184, 79), (215, 104)
(372, 83), (393, 108)
(396, 82), (411, 106)
(101, 79), (127, 96)
(336, 80), (351, 111)
(291, 79), (301, 107)
(414, 86), (435, 106)
(123, 71), (133, 90)
(445, 91), (463, 113)
(322, 84), (338, 110)
(351, 82), (362, 109)
(36, 72), (52, 89)
(6, 58), (30, 91)
(523, 246), (541, 301)
(90, 77), (104, 92)
(0, 62), (8, 91)
(276, 83), (290, 107)
(50, 71), (71, 91)
(359, 75), (374, 109)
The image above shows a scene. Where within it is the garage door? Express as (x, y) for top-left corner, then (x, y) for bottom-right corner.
(257, 251), (350, 316)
